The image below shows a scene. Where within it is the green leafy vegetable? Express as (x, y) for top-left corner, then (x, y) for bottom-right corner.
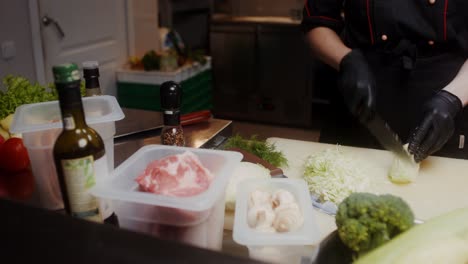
(141, 50), (161, 71)
(223, 134), (288, 168)
(0, 75), (85, 119)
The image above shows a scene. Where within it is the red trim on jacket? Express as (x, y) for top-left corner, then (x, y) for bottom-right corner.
(308, 15), (341, 23)
(366, 0), (375, 44)
(304, 0), (311, 17)
(444, 0), (448, 40)
(304, 0), (340, 23)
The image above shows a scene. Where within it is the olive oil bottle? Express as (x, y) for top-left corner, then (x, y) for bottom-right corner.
(52, 63), (117, 225)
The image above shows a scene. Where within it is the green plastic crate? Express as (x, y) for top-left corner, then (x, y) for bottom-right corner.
(117, 69), (213, 114)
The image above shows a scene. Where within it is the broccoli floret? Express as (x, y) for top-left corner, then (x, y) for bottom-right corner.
(335, 192), (415, 256)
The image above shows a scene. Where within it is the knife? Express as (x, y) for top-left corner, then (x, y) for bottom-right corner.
(365, 114), (414, 162)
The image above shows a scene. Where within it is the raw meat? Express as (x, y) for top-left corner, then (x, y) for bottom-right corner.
(132, 151), (223, 249)
(136, 151), (214, 197)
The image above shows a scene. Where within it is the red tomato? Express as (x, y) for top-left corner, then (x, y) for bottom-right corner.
(0, 138), (30, 172)
(7, 169), (35, 201)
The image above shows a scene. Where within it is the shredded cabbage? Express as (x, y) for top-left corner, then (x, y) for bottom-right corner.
(302, 146), (374, 204)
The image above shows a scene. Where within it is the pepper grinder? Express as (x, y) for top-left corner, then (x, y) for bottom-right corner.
(160, 81), (185, 146)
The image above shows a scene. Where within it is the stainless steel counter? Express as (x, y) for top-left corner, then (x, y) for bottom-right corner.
(113, 108), (232, 167)
(115, 108), (164, 138)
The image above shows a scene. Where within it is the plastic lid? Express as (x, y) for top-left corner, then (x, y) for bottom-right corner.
(52, 63), (80, 83)
(83, 61), (99, 69)
(160, 81), (182, 110)
(10, 95), (125, 134)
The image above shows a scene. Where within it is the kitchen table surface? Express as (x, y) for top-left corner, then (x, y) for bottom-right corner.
(266, 137), (468, 241)
(115, 108), (164, 138)
(114, 110), (232, 167)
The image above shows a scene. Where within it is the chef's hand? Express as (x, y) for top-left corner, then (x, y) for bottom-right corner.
(408, 90), (462, 162)
(338, 49), (377, 123)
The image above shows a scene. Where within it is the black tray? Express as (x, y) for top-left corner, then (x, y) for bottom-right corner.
(314, 231), (353, 264)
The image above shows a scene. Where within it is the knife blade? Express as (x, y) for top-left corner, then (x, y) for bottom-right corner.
(365, 114), (414, 162)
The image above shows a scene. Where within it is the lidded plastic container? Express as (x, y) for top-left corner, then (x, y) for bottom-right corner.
(10, 95), (125, 210)
(90, 145), (242, 250)
(233, 178), (321, 264)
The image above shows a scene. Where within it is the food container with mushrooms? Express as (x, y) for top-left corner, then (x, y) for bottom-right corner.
(233, 178), (320, 264)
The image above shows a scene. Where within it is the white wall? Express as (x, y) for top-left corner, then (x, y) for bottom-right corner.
(0, 0), (37, 90)
(127, 0), (161, 57)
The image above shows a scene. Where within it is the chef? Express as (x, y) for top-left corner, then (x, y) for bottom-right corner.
(302, 0), (468, 162)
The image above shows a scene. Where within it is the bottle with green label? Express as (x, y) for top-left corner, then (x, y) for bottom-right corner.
(52, 63), (118, 225)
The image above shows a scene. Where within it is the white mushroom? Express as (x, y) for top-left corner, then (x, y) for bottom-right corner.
(248, 189), (272, 208)
(247, 204), (275, 229)
(271, 189), (296, 208)
(273, 203), (304, 232)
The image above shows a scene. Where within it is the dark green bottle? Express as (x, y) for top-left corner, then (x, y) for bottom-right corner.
(52, 63), (118, 226)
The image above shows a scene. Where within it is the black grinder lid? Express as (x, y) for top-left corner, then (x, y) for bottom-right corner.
(160, 81), (182, 110)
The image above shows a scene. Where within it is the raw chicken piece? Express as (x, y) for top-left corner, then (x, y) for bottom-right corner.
(135, 151), (214, 197)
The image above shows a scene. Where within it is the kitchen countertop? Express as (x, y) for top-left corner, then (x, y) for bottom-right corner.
(266, 137), (468, 242)
(114, 108), (232, 167)
(115, 108), (163, 138)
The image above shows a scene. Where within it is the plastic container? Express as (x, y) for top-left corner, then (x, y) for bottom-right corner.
(90, 145), (242, 250)
(233, 178), (321, 264)
(116, 60), (213, 114)
(10, 95), (125, 210)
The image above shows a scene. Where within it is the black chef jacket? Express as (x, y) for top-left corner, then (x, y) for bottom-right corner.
(301, 0), (468, 159)
(302, 0), (468, 55)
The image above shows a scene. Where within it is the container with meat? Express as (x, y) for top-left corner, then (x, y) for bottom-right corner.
(90, 145), (242, 250)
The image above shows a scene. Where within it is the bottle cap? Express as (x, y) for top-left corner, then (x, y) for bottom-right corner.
(52, 63), (80, 83)
(160, 81), (182, 110)
(83, 61), (100, 79)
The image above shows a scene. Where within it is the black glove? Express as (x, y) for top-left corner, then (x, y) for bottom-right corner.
(338, 49), (377, 123)
(408, 90), (462, 162)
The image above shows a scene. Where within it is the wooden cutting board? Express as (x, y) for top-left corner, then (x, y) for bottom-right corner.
(266, 137), (468, 240)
